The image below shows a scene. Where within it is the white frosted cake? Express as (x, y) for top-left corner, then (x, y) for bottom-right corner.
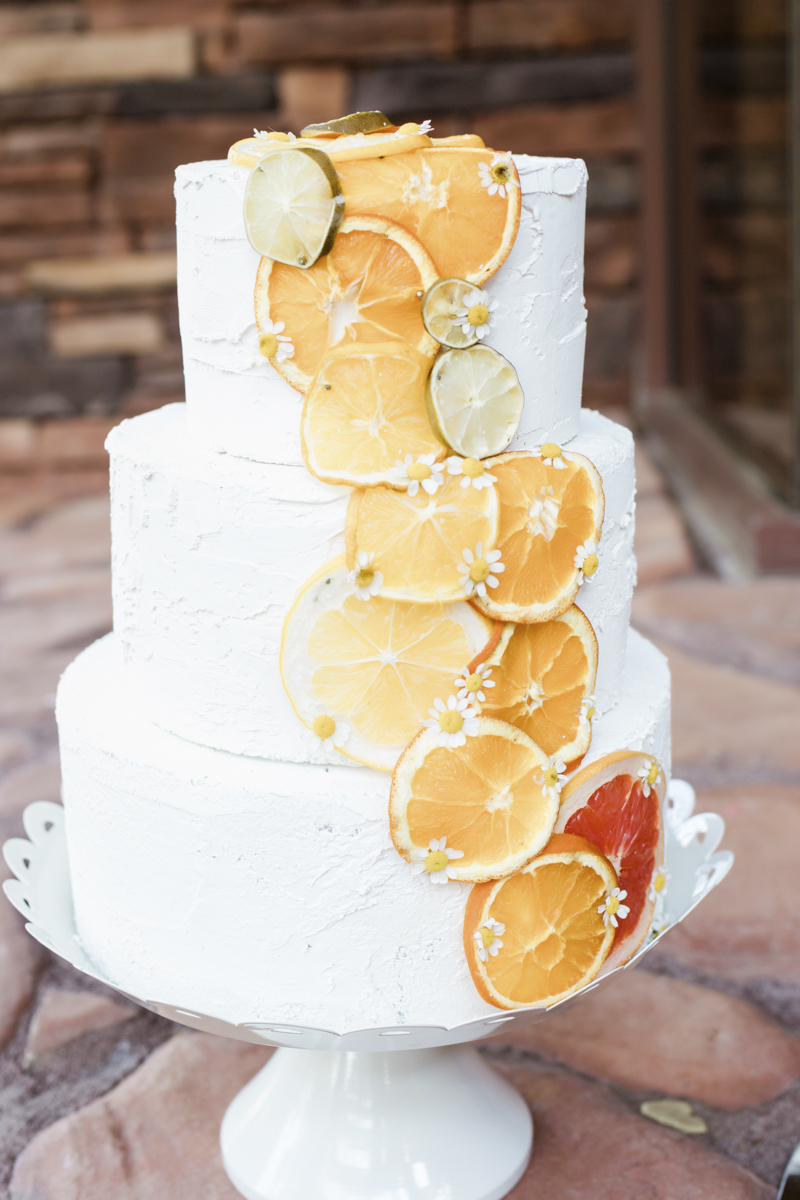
(57, 122), (671, 1032)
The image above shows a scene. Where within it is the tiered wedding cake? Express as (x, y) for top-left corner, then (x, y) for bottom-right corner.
(56, 118), (670, 1032)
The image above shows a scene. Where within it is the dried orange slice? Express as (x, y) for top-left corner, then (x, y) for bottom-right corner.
(432, 134), (485, 148)
(555, 751), (666, 972)
(280, 557), (495, 772)
(336, 147), (520, 284)
(463, 833), (618, 1009)
(472, 449), (604, 624)
(390, 716), (556, 884)
(481, 606), (597, 769)
(255, 214), (439, 393)
(301, 342), (443, 487)
(345, 472), (499, 604)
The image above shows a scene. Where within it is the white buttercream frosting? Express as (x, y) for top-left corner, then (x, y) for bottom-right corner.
(57, 629), (669, 1033)
(175, 154), (587, 465)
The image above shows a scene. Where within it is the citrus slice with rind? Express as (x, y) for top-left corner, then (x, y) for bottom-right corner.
(302, 111), (393, 137)
(481, 606), (597, 769)
(229, 131), (430, 169)
(301, 342), (443, 487)
(280, 556), (495, 772)
(463, 833), (618, 1009)
(426, 344), (523, 458)
(422, 277), (487, 349)
(555, 750), (666, 972)
(345, 473), (499, 604)
(243, 145), (344, 269)
(255, 213), (439, 392)
(390, 716), (556, 883)
(336, 147), (520, 284)
(432, 134), (485, 148)
(472, 450), (605, 624)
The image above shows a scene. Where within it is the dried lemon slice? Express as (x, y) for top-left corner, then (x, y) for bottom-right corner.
(280, 556), (495, 772)
(422, 278), (496, 349)
(463, 833), (618, 1009)
(426, 344), (523, 459)
(301, 111), (394, 137)
(243, 145), (344, 269)
(390, 716), (556, 883)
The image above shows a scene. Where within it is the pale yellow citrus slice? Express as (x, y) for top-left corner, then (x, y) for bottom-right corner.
(255, 214), (439, 392)
(280, 556), (495, 772)
(243, 145), (344, 269)
(556, 750), (666, 972)
(390, 716), (556, 883)
(426, 344), (523, 458)
(229, 131), (430, 169)
(336, 147), (520, 284)
(472, 449), (605, 624)
(463, 833), (618, 1009)
(432, 134), (486, 148)
(301, 342), (444, 487)
(345, 472), (499, 604)
(480, 606), (597, 769)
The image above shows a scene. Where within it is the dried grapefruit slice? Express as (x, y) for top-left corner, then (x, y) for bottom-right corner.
(555, 750), (666, 972)
(255, 214), (439, 393)
(481, 606), (597, 769)
(390, 716), (555, 883)
(472, 449), (604, 624)
(336, 147), (520, 284)
(463, 833), (618, 1009)
(280, 557), (494, 772)
(301, 342), (443, 487)
(345, 472), (499, 604)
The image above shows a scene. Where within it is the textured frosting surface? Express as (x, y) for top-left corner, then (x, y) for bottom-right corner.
(175, 154), (587, 465)
(58, 629), (670, 1033)
(107, 403), (634, 766)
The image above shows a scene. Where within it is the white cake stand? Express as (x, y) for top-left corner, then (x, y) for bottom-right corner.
(3, 781), (731, 1200)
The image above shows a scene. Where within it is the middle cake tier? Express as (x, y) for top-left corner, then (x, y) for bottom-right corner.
(108, 402), (636, 767)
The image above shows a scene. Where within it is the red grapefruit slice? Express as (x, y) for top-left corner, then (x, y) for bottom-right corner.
(555, 750), (665, 972)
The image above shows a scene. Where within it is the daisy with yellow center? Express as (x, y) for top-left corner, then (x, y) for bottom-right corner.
(423, 695), (479, 748)
(395, 119), (433, 136)
(310, 711), (350, 752)
(599, 887), (630, 929)
(447, 455), (497, 491)
(393, 452), (444, 497)
(579, 694), (597, 729)
(352, 551), (383, 600)
(454, 663), (494, 704)
(457, 542), (505, 598)
(254, 128), (297, 142)
(649, 867), (671, 904)
(478, 152), (519, 200)
(411, 836), (464, 884)
(638, 760), (660, 797)
(473, 918), (505, 961)
(534, 441), (570, 469)
(538, 754), (567, 801)
(455, 287), (497, 340)
(574, 540), (599, 580)
(258, 318), (295, 364)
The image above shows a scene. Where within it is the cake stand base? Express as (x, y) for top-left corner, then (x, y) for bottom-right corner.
(220, 1043), (533, 1200)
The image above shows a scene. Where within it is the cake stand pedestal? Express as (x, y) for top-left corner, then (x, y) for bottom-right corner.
(3, 781), (732, 1200)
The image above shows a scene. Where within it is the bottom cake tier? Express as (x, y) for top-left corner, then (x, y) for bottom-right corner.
(57, 630), (671, 1033)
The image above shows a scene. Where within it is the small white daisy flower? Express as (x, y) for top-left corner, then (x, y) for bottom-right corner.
(648, 868), (671, 903)
(393, 452), (444, 497)
(638, 760), (659, 797)
(352, 551), (383, 600)
(457, 542), (505, 598)
(411, 836), (464, 884)
(253, 129), (296, 142)
(455, 287), (498, 340)
(473, 917), (505, 961)
(533, 441), (570, 469)
(579, 694), (597, 729)
(423, 695), (479, 748)
(310, 711), (350, 752)
(258, 319), (295, 364)
(454, 663), (495, 704)
(574, 540), (599, 580)
(417, 119), (433, 135)
(478, 152), (519, 200)
(598, 887), (630, 929)
(447, 456), (497, 490)
(538, 755), (567, 801)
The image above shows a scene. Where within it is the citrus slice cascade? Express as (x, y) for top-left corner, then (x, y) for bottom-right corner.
(335, 147), (521, 284)
(426, 344), (523, 458)
(345, 473), (499, 604)
(471, 450), (605, 624)
(481, 606), (597, 768)
(390, 716), (556, 883)
(280, 557), (495, 772)
(555, 751), (666, 972)
(243, 145), (344, 269)
(301, 342), (444, 487)
(255, 214), (439, 392)
(463, 833), (618, 1009)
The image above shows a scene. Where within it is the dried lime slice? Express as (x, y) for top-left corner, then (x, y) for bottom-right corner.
(426, 345), (524, 458)
(244, 146), (344, 269)
(301, 111), (393, 137)
(422, 277), (492, 348)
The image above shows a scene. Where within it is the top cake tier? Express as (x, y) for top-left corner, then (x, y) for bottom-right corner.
(176, 154), (588, 466)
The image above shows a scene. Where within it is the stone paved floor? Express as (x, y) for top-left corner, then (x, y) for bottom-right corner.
(1, 448), (799, 1199)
